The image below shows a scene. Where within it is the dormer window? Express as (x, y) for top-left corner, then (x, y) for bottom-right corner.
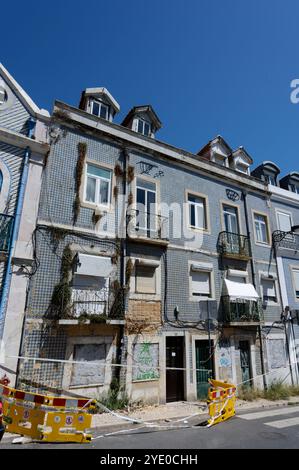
(121, 105), (162, 139)
(79, 88), (120, 122)
(291, 184), (299, 194)
(266, 175), (276, 186)
(137, 119), (151, 136)
(236, 163), (249, 174)
(91, 100), (110, 120)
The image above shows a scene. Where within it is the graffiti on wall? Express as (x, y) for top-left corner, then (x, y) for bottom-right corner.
(132, 342), (159, 382)
(218, 339), (233, 381)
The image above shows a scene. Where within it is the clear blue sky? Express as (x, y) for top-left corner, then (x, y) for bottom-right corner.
(2, 0), (299, 175)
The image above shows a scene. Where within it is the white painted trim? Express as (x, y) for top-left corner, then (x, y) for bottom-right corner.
(0, 63), (50, 119)
(276, 256), (289, 308)
(0, 125), (49, 155)
(129, 255), (161, 300)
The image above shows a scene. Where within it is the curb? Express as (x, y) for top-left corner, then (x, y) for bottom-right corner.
(91, 399), (299, 433)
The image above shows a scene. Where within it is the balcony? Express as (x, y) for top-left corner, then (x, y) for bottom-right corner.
(71, 288), (108, 318)
(272, 230), (299, 251)
(218, 231), (251, 260)
(222, 296), (263, 324)
(126, 209), (169, 245)
(58, 283), (125, 325)
(0, 213), (14, 256)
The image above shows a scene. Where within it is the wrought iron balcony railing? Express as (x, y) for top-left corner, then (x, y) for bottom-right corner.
(71, 288), (108, 317)
(222, 296), (263, 323)
(218, 231), (251, 259)
(272, 230), (299, 250)
(126, 209), (169, 241)
(0, 213), (14, 253)
(68, 283), (126, 320)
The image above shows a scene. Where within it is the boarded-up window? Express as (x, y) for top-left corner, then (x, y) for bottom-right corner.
(135, 265), (156, 294)
(268, 339), (286, 369)
(191, 271), (211, 297)
(70, 343), (107, 386)
(132, 343), (159, 382)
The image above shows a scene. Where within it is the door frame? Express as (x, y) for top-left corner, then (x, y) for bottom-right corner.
(191, 333), (217, 397)
(195, 339), (215, 399)
(163, 332), (186, 402)
(165, 335), (186, 402)
(231, 333), (258, 388)
(239, 339), (253, 386)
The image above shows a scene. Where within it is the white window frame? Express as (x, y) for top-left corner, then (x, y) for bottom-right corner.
(91, 99), (109, 120)
(291, 184), (299, 194)
(84, 162), (112, 209)
(276, 209), (293, 232)
(253, 211), (270, 245)
(236, 163), (249, 174)
(290, 267), (299, 302)
(137, 118), (151, 136)
(222, 204), (240, 234)
(129, 257), (161, 301)
(135, 176), (157, 231)
(188, 261), (215, 301)
(275, 209), (295, 246)
(0, 88), (6, 105)
(259, 272), (279, 306)
(266, 174), (276, 186)
(187, 192), (208, 231)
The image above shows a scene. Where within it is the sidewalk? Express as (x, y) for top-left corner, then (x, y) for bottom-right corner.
(91, 395), (299, 429)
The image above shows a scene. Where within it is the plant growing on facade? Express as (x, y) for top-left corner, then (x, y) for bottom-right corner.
(92, 210), (102, 225)
(113, 185), (119, 200)
(114, 163), (124, 178)
(50, 246), (74, 318)
(73, 142), (87, 224)
(125, 258), (133, 286)
(128, 191), (133, 206)
(127, 165), (135, 183)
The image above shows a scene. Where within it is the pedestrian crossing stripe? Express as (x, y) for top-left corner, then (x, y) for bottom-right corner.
(265, 416), (299, 429)
(238, 405), (299, 421)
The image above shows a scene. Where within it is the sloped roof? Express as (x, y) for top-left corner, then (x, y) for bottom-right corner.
(79, 87), (120, 113)
(121, 105), (162, 130)
(197, 135), (232, 156)
(0, 63), (49, 119)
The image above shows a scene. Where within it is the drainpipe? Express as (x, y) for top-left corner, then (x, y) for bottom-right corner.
(0, 118), (35, 340)
(115, 148), (129, 386)
(242, 190), (267, 389)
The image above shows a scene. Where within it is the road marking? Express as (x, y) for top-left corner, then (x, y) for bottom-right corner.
(238, 405), (299, 421)
(265, 416), (299, 429)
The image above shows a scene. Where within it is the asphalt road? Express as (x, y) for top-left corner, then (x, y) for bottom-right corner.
(1, 404), (299, 450)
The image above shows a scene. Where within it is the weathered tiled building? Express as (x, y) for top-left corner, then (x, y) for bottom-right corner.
(0, 64), (49, 383)
(14, 84), (299, 403)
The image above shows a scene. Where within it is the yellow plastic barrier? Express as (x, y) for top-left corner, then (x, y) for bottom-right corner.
(41, 411), (92, 443)
(0, 384), (96, 444)
(206, 379), (236, 427)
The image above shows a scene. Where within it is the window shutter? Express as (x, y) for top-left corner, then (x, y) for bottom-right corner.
(191, 271), (210, 295)
(262, 279), (276, 298)
(136, 265), (156, 294)
(277, 212), (292, 232)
